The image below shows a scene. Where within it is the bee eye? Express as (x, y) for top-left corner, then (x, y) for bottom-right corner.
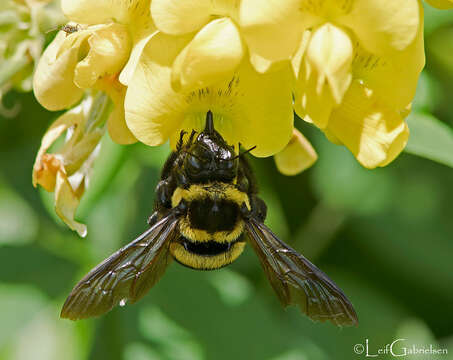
(221, 159), (235, 169)
(189, 156), (202, 170)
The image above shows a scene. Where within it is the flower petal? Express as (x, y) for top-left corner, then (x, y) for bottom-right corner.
(326, 81), (409, 168)
(126, 32), (293, 157)
(119, 30), (157, 85)
(151, 0), (213, 35)
(169, 61), (294, 157)
(294, 24), (353, 129)
(239, 0), (308, 65)
(424, 0), (453, 9)
(74, 23), (131, 89)
(352, 4), (425, 109)
(55, 171), (87, 237)
(33, 110), (82, 190)
(125, 32), (193, 146)
(274, 129), (318, 175)
(61, 0), (148, 25)
(96, 78), (137, 144)
(171, 18), (244, 92)
(305, 24), (353, 104)
(339, 0), (420, 56)
(33, 31), (84, 111)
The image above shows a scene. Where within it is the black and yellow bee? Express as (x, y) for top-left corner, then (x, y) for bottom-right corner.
(61, 111), (358, 326)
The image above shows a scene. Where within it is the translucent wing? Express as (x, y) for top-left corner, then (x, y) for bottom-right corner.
(245, 218), (358, 327)
(61, 213), (179, 320)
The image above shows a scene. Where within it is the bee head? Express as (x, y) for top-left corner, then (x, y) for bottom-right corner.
(184, 111), (238, 182)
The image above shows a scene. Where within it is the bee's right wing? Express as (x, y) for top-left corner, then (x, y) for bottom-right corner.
(61, 213), (179, 320)
(245, 218), (358, 327)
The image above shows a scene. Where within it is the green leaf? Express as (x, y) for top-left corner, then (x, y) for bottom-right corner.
(0, 180), (38, 246)
(207, 269), (253, 307)
(311, 133), (395, 216)
(405, 112), (453, 168)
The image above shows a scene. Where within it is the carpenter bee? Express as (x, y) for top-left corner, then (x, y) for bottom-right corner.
(61, 111), (358, 326)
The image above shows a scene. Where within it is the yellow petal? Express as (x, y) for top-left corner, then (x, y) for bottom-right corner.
(274, 129), (317, 175)
(210, 0), (240, 18)
(33, 109), (83, 189)
(125, 32), (193, 146)
(424, 0), (453, 9)
(61, 0), (148, 25)
(119, 30), (157, 86)
(33, 31), (84, 111)
(171, 18), (244, 92)
(173, 61), (295, 158)
(96, 78), (137, 144)
(338, 0), (420, 56)
(74, 23), (131, 89)
(151, 0), (212, 35)
(326, 81), (409, 168)
(55, 169), (87, 237)
(125, 32), (293, 157)
(166, 61), (294, 157)
(239, 0), (308, 65)
(352, 4), (425, 110)
(294, 58), (337, 129)
(305, 24), (353, 105)
(294, 24), (353, 129)
(291, 30), (311, 79)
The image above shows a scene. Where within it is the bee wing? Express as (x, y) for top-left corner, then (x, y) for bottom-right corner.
(245, 218), (358, 327)
(61, 213), (179, 320)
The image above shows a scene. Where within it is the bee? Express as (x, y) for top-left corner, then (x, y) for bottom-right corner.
(61, 111), (358, 326)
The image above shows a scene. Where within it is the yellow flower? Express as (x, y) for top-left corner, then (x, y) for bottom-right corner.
(240, 0), (421, 64)
(241, 0), (424, 168)
(33, 0), (155, 144)
(150, 0), (291, 92)
(424, 0), (453, 8)
(274, 129), (318, 175)
(124, 32), (295, 157)
(33, 95), (110, 237)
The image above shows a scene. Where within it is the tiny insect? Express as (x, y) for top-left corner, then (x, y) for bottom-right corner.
(46, 23), (81, 36)
(61, 111), (358, 326)
(61, 24), (81, 35)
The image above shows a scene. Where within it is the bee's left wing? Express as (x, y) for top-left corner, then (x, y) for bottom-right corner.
(245, 218), (358, 327)
(61, 213), (179, 320)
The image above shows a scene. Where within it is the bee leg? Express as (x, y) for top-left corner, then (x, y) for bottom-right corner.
(176, 130), (187, 151)
(250, 196), (267, 222)
(174, 199), (188, 216)
(175, 170), (190, 189)
(236, 172), (250, 193)
(156, 178), (174, 209)
(147, 211), (159, 226)
(240, 202), (252, 220)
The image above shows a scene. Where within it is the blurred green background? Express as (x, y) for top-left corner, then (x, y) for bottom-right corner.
(1, 5), (453, 360)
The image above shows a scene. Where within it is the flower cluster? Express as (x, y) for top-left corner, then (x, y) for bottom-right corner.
(0, 0), (64, 116)
(31, 0), (449, 234)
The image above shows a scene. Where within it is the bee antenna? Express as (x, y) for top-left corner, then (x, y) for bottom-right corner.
(204, 110), (214, 134)
(232, 144), (256, 160)
(45, 26), (59, 34)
